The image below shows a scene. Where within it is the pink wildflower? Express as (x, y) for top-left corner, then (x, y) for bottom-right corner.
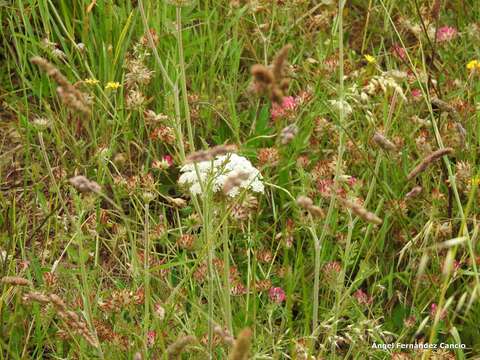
(269, 287), (286, 303)
(353, 289), (373, 306)
(163, 155), (174, 167)
(391, 44), (407, 61)
(146, 330), (156, 348)
(316, 179), (347, 198)
(271, 96), (298, 120)
(347, 176), (358, 187)
(436, 26), (458, 43)
(411, 88), (422, 101)
(152, 155), (174, 170)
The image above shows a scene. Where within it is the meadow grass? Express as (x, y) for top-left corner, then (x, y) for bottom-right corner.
(1, 0), (480, 359)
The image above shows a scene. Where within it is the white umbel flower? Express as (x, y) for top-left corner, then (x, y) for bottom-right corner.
(178, 153), (264, 197)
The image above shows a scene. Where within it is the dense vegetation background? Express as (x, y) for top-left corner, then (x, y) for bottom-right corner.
(1, 0), (480, 359)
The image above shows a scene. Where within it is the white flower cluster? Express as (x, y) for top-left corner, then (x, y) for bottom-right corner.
(178, 153), (264, 197)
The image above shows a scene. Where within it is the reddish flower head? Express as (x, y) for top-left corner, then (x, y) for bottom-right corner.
(271, 96), (298, 120)
(411, 88), (422, 101)
(269, 286), (286, 303)
(163, 155), (174, 167)
(353, 289), (373, 306)
(391, 44), (407, 61)
(146, 330), (156, 348)
(436, 26), (458, 43)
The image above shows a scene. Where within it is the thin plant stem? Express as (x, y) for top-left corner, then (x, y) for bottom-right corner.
(143, 202), (151, 355)
(176, 7), (195, 151)
(222, 211), (233, 334)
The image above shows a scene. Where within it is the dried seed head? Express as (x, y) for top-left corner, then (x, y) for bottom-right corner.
(30, 57), (91, 114)
(22, 291), (50, 304)
(405, 186), (422, 199)
(213, 325), (235, 346)
(272, 44), (292, 83)
(229, 328), (252, 360)
(22, 291), (99, 348)
(69, 175), (101, 193)
(250, 44), (292, 103)
(223, 170), (250, 195)
(337, 197), (383, 225)
(251, 64), (274, 84)
(166, 335), (196, 359)
(167, 197), (187, 208)
(185, 144), (238, 163)
(296, 196), (324, 218)
(125, 89), (146, 110)
(407, 148), (454, 181)
(1, 276), (32, 286)
(372, 132), (397, 152)
(297, 196), (313, 209)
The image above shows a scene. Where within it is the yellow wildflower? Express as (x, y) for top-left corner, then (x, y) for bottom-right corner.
(105, 81), (121, 90)
(84, 78), (99, 85)
(467, 59), (480, 71)
(364, 54), (376, 64)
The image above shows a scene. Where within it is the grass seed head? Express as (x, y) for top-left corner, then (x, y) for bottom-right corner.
(407, 148), (454, 181)
(229, 328), (252, 360)
(69, 175), (101, 193)
(372, 132), (397, 152)
(30, 56), (91, 114)
(1, 276), (32, 286)
(166, 335), (196, 359)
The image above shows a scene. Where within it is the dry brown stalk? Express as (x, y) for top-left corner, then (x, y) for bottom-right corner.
(30, 56), (91, 115)
(407, 148), (454, 181)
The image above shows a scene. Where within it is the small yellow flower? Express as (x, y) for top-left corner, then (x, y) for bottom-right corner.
(364, 54), (376, 64)
(105, 81), (121, 90)
(84, 78), (99, 85)
(467, 59), (480, 71)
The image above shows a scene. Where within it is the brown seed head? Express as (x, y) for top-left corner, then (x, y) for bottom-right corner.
(1, 276), (32, 287)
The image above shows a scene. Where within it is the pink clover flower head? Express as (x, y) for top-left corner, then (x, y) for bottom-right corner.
(163, 154), (174, 167)
(146, 330), (156, 348)
(436, 26), (458, 42)
(271, 96), (298, 120)
(391, 44), (407, 61)
(411, 88), (422, 101)
(269, 286), (286, 303)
